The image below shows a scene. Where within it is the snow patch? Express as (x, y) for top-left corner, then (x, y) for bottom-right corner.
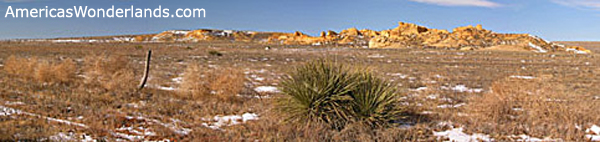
(410, 87), (428, 92)
(433, 127), (492, 142)
(528, 42), (547, 53)
(171, 77), (183, 84)
(387, 73), (408, 79)
(437, 103), (466, 108)
(367, 54), (385, 58)
(586, 125), (600, 141)
(0, 105), (88, 128)
(201, 113), (259, 130)
(157, 86), (177, 91)
(566, 48), (588, 54)
(50, 132), (96, 142)
(254, 86), (279, 93)
(441, 85), (483, 93)
(510, 134), (562, 142)
(510, 75), (535, 79)
(5, 101), (24, 106)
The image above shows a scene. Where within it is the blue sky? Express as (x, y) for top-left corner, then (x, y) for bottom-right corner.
(0, 0), (599, 41)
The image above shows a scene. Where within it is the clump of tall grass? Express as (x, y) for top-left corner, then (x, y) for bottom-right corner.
(3, 55), (76, 84)
(465, 77), (600, 141)
(34, 59), (77, 83)
(179, 64), (245, 102)
(278, 60), (405, 130)
(83, 54), (136, 91)
(4, 55), (37, 76)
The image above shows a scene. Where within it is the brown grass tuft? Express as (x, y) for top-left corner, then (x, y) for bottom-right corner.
(179, 64), (246, 102)
(84, 54), (136, 91)
(4, 55), (76, 84)
(465, 77), (600, 141)
(33, 59), (77, 83)
(4, 55), (38, 77)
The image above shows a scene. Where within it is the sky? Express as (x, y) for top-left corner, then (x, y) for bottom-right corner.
(0, 0), (599, 41)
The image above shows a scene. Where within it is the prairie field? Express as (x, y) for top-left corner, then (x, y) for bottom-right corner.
(0, 41), (599, 141)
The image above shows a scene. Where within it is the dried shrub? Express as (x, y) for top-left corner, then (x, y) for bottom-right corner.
(466, 77), (600, 141)
(33, 59), (77, 83)
(84, 54), (136, 91)
(4, 56), (76, 84)
(179, 64), (210, 99)
(179, 64), (246, 101)
(4, 55), (37, 77)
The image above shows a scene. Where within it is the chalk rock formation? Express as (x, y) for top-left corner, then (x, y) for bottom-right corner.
(133, 21), (590, 53)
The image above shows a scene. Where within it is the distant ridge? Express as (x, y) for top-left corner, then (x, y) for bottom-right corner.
(20, 21), (592, 54)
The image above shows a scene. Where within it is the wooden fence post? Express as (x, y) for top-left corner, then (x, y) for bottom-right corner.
(138, 50), (151, 90)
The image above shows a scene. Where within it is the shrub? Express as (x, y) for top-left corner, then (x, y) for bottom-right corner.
(84, 54), (136, 91)
(208, 68), (245, 101)
(33, 59), (77, 83)
(466, 77), (600, 141)
(179, 64), (246, 101)
(179, 64), (210, 99)
(278, 60), (404, 130)
(4, 55), (37, 76)
(4, 56), (76, 84)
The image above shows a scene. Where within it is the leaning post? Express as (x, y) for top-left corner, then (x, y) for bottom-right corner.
(138, 50), (152, 90)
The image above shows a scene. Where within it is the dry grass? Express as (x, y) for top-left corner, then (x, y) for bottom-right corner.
(34, 59), (77, 83)
(0, 41), (598, 141)
(83, 54), (137, 91)
(179, 64), (246, 102)
(179, 64), (209, 99)
(465, 77), (600, 141)
(4, 55), (37, 76)
(3, 55), (76, 84)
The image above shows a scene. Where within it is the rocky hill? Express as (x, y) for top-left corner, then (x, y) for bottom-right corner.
(129, 22), (590, 53)
(28, 21), (588, 53)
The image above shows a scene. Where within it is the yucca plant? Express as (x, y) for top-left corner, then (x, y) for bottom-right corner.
(278, 60), (404, 130)
(347, 71), (404, 128)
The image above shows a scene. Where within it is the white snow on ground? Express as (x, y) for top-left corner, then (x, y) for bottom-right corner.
(254, 86), (279, 93)
(437, 103), (466, 108)
(126, 101), (146, 109)
(586, 125), (600, 141)
(0, 105), (88, 128)
(528, 42), (548, 53)
(201, 113), (259, 130)
(50, 132), (96, 142)
(114, 126), (156, 141)
(510, 134), (562, 142)
(566, 48), (588, 54)
(442, 85), (483, 93)
(0, 105), (19, 116)
(250, 74), (265, 81)
(410, 87), (428, 92)
(510, 75), (536, 79)
(113, 37), (134, 42)
(433, 127), (493, 142)
(168, 30), (190, 35)
(5, 101), (25, 105)
(156, 86), (177, 91)
(528, 34), (550, 43)
(125, 116), (192, 135)
(367, 54), (385, 58)
(387, 73), (408, 79)
(112, 132), (144, 141)
(171, 77), (183, 84)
